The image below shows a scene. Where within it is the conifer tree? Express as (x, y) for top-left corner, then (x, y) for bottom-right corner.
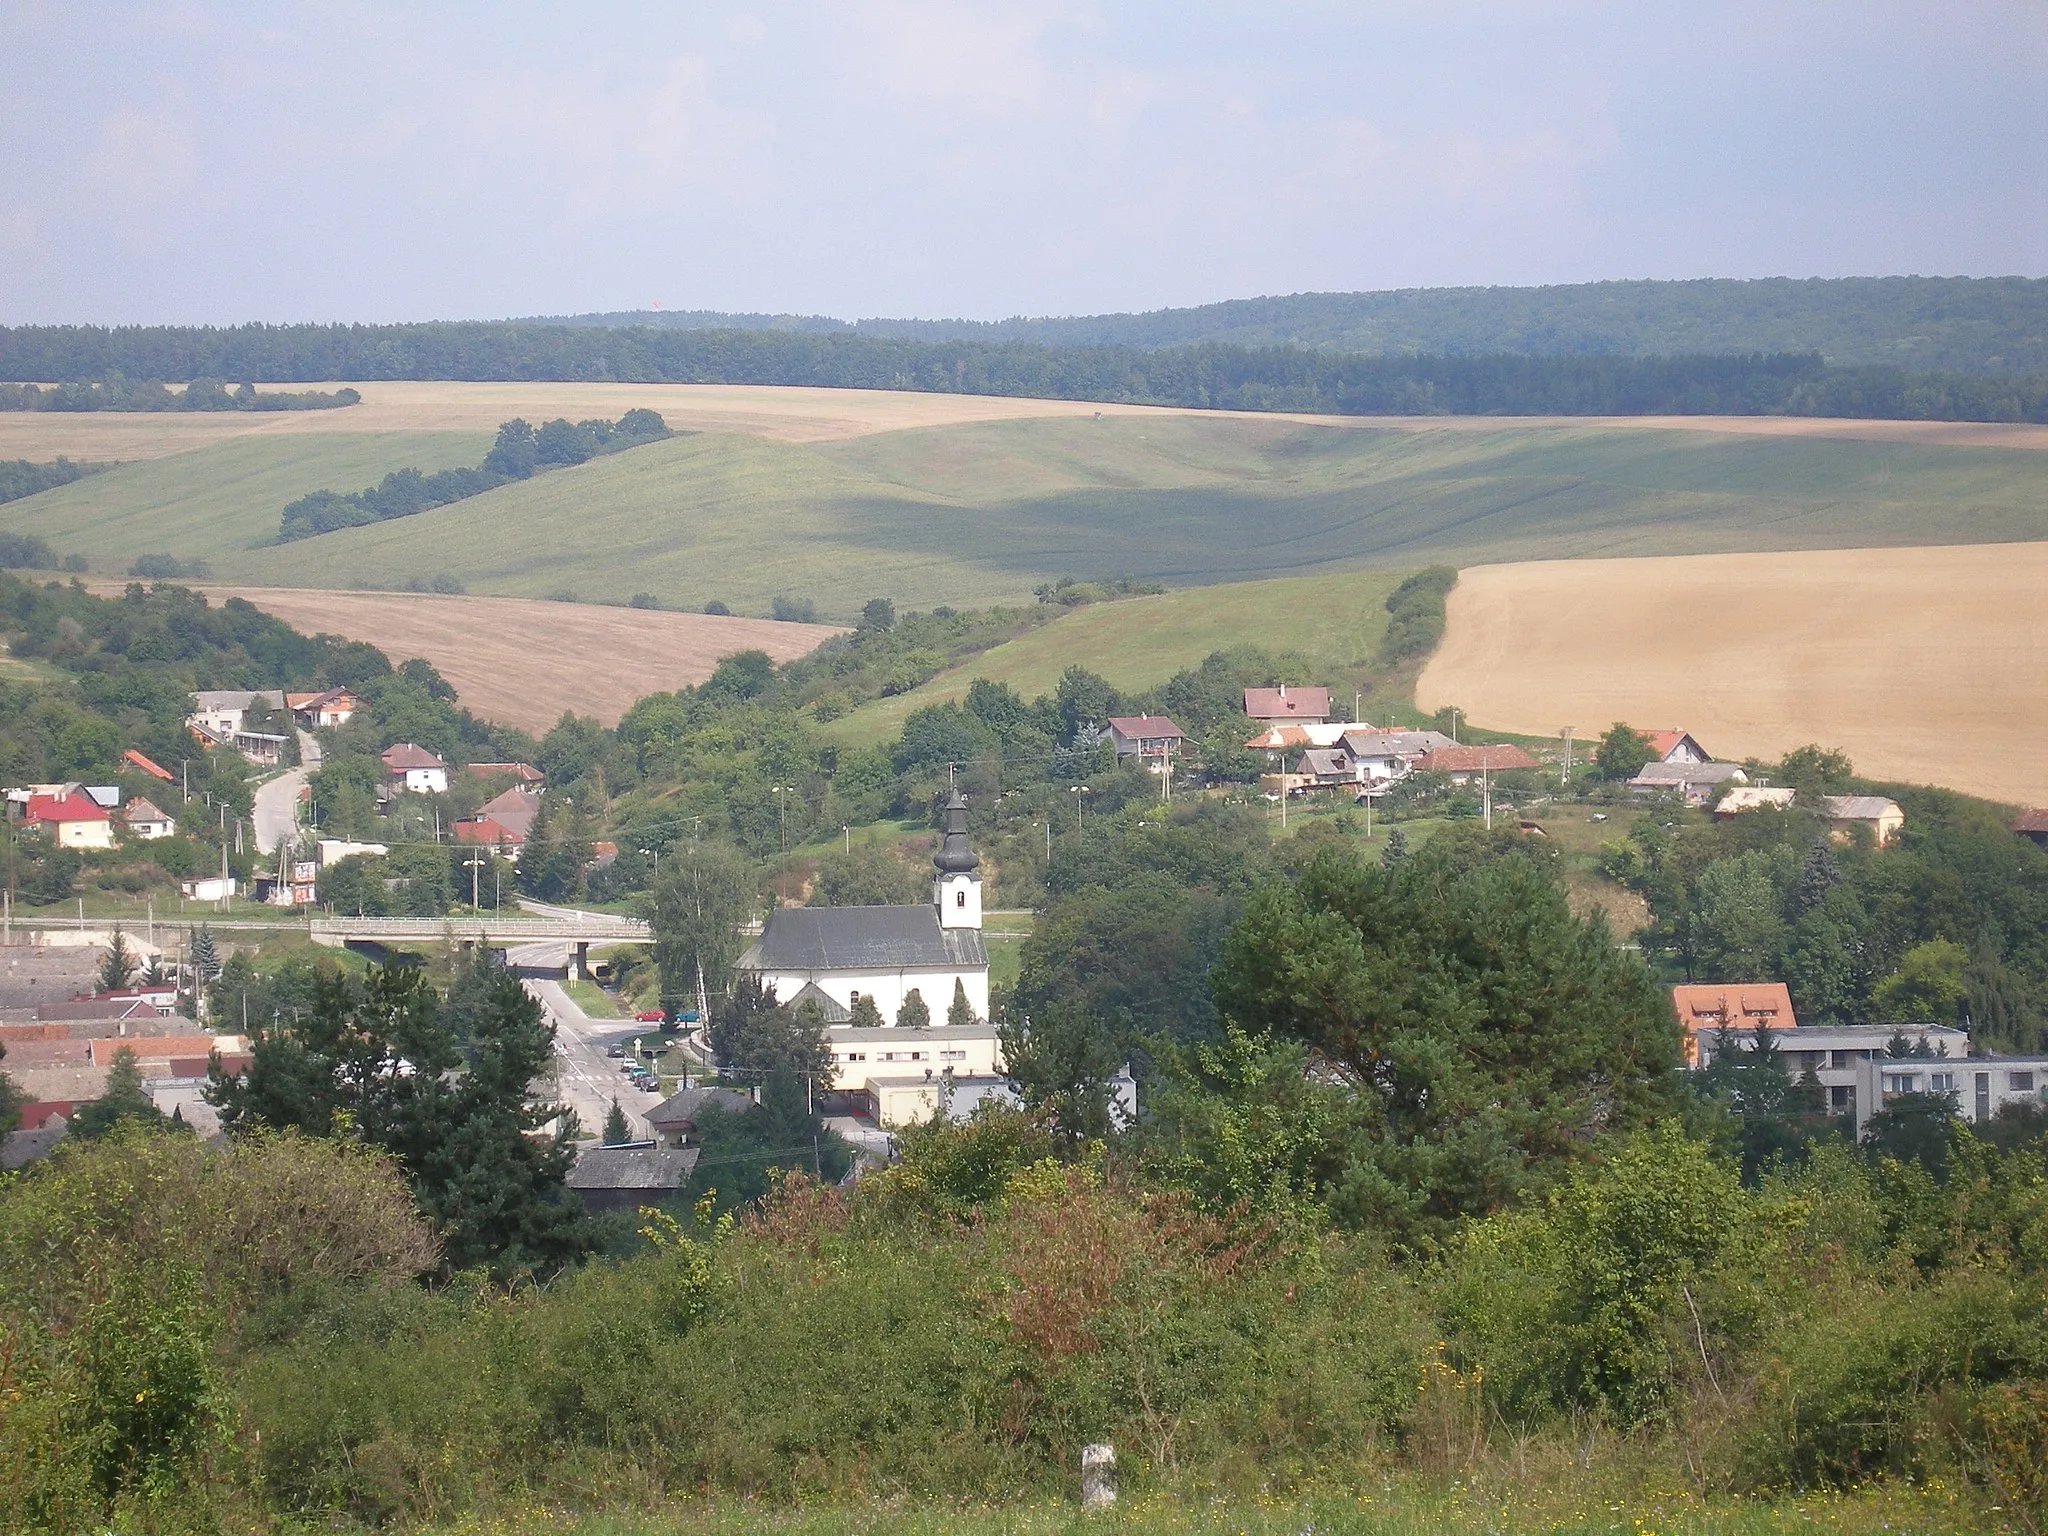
(847, 994), (884, 1029)
(948, 977), (977, 1027)
(602, 1099), (630, 1146)
(191, 925), (221, 981)
(896, 987), (930, 1030)
(98, 928), (137, 992)
(71, 1046), (164, 1140)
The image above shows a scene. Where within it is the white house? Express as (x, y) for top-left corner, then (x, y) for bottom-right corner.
(119, 797), (177, 840)
(380, 743), (449, 795)
(1336, 729), (1456, 784)
(287, 686), (361, 730)
(1694, 1021), (1970, 1131)
(188, 689), (285, 739)
(736, 791), (996, 1124)
(1643, 729), (1711, 764)
(179, 875), (237, 902)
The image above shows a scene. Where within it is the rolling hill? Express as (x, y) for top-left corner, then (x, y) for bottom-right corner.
(824, 570), (1406, 745)
(6, 402), (2043, 616)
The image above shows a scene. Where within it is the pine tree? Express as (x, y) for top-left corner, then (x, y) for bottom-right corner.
(1381, 828), (1408, 870)
(847, 994), (884, 1029)
(191, 925), (220, 981)
(98, 928), (137, 992)
(896, 987), (930, 1030)
(602, 1099), (631, 1145)
(1796, 841), (1841, 915)
(948, 977), (977, 1027)
(71, 1046), (163, 1140)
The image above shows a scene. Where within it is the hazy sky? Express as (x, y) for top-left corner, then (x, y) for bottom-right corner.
(4, 1), (2044, 324)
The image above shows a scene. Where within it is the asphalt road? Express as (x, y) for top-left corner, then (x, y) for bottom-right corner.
(527, 972), (663, 1142)
(252, 730), (322, 856)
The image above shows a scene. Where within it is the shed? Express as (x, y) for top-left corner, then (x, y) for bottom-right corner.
(563, 1144), (700, 1213)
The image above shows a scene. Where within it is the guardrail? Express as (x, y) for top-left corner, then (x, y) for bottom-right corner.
(312, 916), (651, 940)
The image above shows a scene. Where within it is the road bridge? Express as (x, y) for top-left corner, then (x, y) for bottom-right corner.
(310, 914), (650, 976)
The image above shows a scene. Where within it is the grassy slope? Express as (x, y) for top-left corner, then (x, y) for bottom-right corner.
(827, 569), (1404, 745)
(5, 412), (2045, 611)
(0, 430), (490, 565)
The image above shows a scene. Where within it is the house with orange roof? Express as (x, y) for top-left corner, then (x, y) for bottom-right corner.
(1416, 744), (1540, 784)
(1642, 729), (1711, 764)
(1671, 982), (1798, 1067)
(120, 749), (174, 782)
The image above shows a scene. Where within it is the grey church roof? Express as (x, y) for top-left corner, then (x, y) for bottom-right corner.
(739, 905), (988, 972)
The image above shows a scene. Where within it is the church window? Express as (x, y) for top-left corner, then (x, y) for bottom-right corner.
(956, 890), (966, 907)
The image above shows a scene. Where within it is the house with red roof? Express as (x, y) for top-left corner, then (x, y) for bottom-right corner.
(1416, 744), (1540, 784)
(1642, 729), (1711, 764)
(23, 790), (115, 850)
(121, 749), (174, 782)
(1243, 685), (1331, 725)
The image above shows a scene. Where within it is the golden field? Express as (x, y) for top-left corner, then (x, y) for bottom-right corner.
(177, 587), (842, 732)
(1417, 542), (2048, 807)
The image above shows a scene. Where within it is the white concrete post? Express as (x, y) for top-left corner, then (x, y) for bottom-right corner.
(1081, 1442), (1116, 1511)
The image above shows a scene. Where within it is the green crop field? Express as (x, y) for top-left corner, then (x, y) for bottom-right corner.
(826, 569), (1405, 745)
(4, 429), (490, 568)
(5, 404), (2045, 617)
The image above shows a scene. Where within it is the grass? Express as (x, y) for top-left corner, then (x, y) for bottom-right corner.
(0, 429), (490, 569)
(8, 411), (2045, 616)
(412, 1480), (2004, 1536)
(827, 569), (1405, 745)
(563, 978), (622, 1019)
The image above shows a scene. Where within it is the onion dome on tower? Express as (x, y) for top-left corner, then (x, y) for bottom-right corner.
(932, 790), (982, 929)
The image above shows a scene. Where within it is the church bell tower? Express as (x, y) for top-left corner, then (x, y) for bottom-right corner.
(932, 790), (982, 930)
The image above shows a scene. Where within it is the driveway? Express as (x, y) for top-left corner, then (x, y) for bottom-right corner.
(252, 729), (322, 856)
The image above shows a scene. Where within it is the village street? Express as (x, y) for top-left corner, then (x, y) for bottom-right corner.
(252, 729), (322, 855)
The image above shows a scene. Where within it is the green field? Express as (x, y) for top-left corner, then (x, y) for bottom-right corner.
(3, 429), (490, 566)
(5, 410), (2045, 616)
(827, 569), (1405, 744)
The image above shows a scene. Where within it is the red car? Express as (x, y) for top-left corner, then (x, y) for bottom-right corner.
(634, 1010), (666, 1023)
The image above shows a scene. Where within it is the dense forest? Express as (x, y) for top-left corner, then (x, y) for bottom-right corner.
(2, 322), (2044, 422)
(541, 276), (2048, 376)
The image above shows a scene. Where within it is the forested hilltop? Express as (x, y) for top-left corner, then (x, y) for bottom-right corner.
(3, 322), (2045, 422)
(542, 276), (2048, 376)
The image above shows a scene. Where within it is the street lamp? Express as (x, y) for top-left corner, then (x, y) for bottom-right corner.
(771, 786), (796, 854)
(1068, 783), (1091, 836)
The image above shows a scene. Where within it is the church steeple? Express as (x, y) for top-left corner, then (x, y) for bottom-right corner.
(933, 790), (982, 929)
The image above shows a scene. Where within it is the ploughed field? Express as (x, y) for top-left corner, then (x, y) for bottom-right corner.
(177, 588), (844, 732)
(1417, 542), (2048, 807)
(6, 382), (2048, 619)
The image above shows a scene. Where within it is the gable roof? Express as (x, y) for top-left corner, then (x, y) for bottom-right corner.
(1670, 982), (1798, 1064)
(1716, 787), (1796, 815)
(564, 1145), (700, 1191)
(1640, 729), (1709, 761)
(1819, 795), (1903, 821)
(645, 1085), (755, 1130)
(1340, 729), (1455, 758)
(783, 980), (852, 1023)
(1418, 744), (1540, 774)
(1243, 686), (1330, 720)
(739, 905), (988, 973)
(25, 791), (111, 825)
(121, 797), (174, 826)
(477, 785), (542, 837)
(1629, 760), (1747, 787)
(1105, 714), (1185, 740)
(380, 742), (448, 772)
(121, 749), (174, 781)
(1297, 748), (1352, 777)
(2016, 809), (2048, 834)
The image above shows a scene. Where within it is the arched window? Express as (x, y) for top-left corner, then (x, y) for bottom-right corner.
(956, 890), (966, 908)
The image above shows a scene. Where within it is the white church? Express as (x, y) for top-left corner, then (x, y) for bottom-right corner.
(734, 791), (1004, 1125)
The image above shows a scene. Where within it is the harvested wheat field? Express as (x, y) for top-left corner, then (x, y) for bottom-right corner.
(13, 379), (2048, 463)
(190, 588), (844, 733)
(1418, 543), (2048, 807)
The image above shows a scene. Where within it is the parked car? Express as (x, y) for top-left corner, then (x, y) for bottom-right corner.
(605, 1045), (625, 1059)
(635, 1010), (665, 1023)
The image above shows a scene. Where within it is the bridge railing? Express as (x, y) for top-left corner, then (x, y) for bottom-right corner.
(312, 916), (650, 939)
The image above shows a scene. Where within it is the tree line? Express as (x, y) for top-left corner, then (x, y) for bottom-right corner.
(3, 322), (2044, 423)
(0, 378), (358, 412)
(277, 410), (670, 540)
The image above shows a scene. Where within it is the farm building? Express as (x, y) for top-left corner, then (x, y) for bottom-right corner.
(1629, 760), (1749, 806)
(1417, 744), (1540, 784)
(1715, 786), (1797, 818)
(1818, 795), (1905, 846)
(563, 1144), (699, 1214)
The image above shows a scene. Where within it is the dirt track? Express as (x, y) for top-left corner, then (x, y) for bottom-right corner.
(183, 588), (844, 733)
(1417, 543), (2048, 808)
(9, 380), (2046, 460)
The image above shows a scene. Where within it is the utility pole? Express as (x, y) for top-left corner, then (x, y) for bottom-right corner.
(1482, 763), (1493, 831)
(843, 824), (850, 855)
(465, 852), (485, 910)
(771, 786), (794, 854)
(1561, 726), (1576, 786)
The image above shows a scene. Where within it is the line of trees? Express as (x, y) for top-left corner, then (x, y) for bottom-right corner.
(277, 410), (669, 541)
(3, 323), (2044, 423)
(0, 378), (358, 412)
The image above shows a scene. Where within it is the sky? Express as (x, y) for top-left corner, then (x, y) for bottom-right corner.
(3, 1), (2044, 325)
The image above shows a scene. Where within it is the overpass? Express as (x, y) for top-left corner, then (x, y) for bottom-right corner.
(309, 914), (650, 976)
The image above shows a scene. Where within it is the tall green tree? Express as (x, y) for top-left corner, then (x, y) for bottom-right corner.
(601, 1099), (631, 1146)
(1211, 842), (1680, 1236)
(71, 1046), (166, 1140)
(97, 928), (138, 992)
(646, 840), (756, 1013)
(207, 963), (589, 1275)
(1593, 722), (1655, 781)
(998, 1000), (1124, 1145)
